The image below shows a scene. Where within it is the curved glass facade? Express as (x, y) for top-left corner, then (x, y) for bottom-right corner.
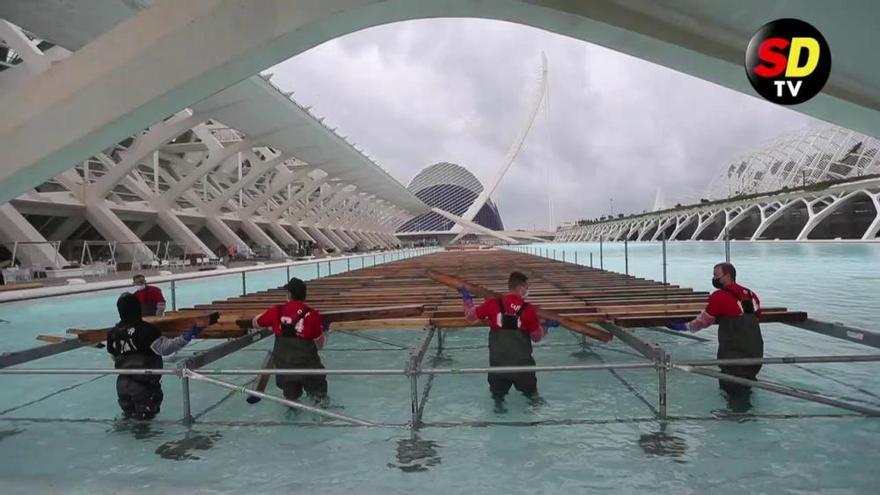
(398, 162), (504, 233)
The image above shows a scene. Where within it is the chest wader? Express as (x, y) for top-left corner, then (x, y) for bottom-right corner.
(140, 302), (158, 317)
(716, 290), (763, 395)
(108, 328), (164, 420)
(272, 307), (327, 402)
(488, 298), (538, 399)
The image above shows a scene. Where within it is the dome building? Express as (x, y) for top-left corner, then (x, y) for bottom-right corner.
(397, 162), (504, 236)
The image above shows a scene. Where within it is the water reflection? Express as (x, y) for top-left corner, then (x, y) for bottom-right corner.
(0, 428), (24, 443)
(639, 425), (688, 462)
(106, 419), (164, 440)
(388, 434), (442, 472)
(155, 431), (222, 461)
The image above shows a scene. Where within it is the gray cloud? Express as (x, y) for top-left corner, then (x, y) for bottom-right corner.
(268, 18), (819, 230)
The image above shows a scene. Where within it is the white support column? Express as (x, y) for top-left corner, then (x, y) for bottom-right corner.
(751, 199), (804, 241)
(862, 190), (880, 240)
(797, 192), (854, 240)
(240, 218), (286, 258)
(650, 217), (676, 241)
(266, 176), (329, 221)
(266, 222), (300, 247)
(47, 214), (84, 242)
(690, 209), (723, 241)
(0, 203), (68, 268)
(669, 213), (697, 240)
(159, 137), (259, 207)
(92, 111), (205, 198)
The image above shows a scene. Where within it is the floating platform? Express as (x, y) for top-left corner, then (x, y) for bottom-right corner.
(111, 249), (808, 339)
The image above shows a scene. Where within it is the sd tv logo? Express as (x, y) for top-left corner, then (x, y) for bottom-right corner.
(745, 18), (831, 105)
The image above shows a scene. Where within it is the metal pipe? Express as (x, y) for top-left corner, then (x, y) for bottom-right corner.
(786, 319), (880, 349)
(677, 354), (880, 367)
(724, 227), (731, 263)
(184, 369), (377, 426)
(661, 236), (667, 285)
(0, 338), (90, 369)
(575, 251), (578, 264)
(420, 362), (655, 375)
(599, 237), (604, 269)
(676, 365), (880, 417)
(657, 352), (669, 420)
(328, 260), (332, 275)
(0, 362), (655, 376)
(170, 280), (177, 311)
(317, 262), (321, 277)
(347, 258), (351, 271)
(590, 252), (593, 267)
(241, 271), (246, 295)
(181, 376), (193, 424)
(624, 238), (629, 276)
(410, 374), (419, 428)
(286, 264), (290, 281)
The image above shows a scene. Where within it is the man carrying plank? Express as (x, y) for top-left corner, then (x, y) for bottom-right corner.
(107, 293), (213, 420)
(247, 278), (331, 405)
(666, 262), (764, 396)
(458, 271), (558, 411)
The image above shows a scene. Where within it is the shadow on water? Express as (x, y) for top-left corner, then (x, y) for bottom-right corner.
(387, 434), (442, 473)
(106, 419), (165, 440)
(0, 428), (24, 442)
(155, 431), (222, 461)
(639, 425), (688, 463)
(570, 342), (598, 359)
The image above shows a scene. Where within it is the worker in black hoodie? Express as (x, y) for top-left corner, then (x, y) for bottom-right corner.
(107, 293), (215, 420)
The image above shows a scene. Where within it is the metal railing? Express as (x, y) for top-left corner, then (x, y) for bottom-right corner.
(3, 325), (879, 429)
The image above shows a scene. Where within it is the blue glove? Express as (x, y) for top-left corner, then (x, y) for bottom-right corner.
(322, 320), (331, 334)
(666, 322), (688, 332)
(457, 287), (473, 304)
(182, 326), (204, 342)
(542, 320), (560, 332)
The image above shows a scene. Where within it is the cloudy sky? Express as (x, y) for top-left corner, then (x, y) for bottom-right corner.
(268, 18), (820, 230)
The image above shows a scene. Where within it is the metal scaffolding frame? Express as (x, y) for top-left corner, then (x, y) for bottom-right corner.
(1, 247), (879, 428)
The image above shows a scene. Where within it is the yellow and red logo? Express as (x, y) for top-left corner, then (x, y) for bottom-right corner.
(745, 18), (831, 105)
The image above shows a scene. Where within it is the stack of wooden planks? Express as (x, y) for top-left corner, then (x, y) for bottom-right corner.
(61, 250), (807, 343)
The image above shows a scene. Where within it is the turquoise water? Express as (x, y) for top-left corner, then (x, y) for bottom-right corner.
(1, 243), (879, 494)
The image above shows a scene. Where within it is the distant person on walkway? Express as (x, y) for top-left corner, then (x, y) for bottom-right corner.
(243, 278), (330, 405)
(459, 271), (557, 412)
(667, 262), (764, 395)
(107, 293), (210, 420)
(132, 274), (165, 317)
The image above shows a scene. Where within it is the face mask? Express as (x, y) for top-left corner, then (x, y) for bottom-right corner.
(134, 283), (146, 290)
(711, 277), (723, 289)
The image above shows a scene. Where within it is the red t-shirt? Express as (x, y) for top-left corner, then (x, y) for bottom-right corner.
(474, 294), (541, 337)
(256, 301), (324, 339)
(705, 282), (762, 319)
(134, 286), (165, 306)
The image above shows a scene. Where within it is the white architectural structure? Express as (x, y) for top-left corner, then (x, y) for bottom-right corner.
(0, 0), (877, 210)
(0, 17), (424, 269)
(557, 126), (880, 242)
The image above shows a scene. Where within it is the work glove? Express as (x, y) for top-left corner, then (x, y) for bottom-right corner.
(666, 322), (689, 332)
(457, 287), (473, 304)
(182, 326), (205, 342)
(541, 319), (560, 333)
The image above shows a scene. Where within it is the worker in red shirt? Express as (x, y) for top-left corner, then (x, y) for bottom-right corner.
(459, 271), (558, 411)
(667, 262), (764, 395)
(132, 274), (166, 317)
(247, 278), (330, 404)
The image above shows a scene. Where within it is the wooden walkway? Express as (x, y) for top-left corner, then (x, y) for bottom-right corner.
(152, 249), (807, 339)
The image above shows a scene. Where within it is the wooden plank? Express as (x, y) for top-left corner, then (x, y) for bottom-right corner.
(425, 269), (613, 342)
